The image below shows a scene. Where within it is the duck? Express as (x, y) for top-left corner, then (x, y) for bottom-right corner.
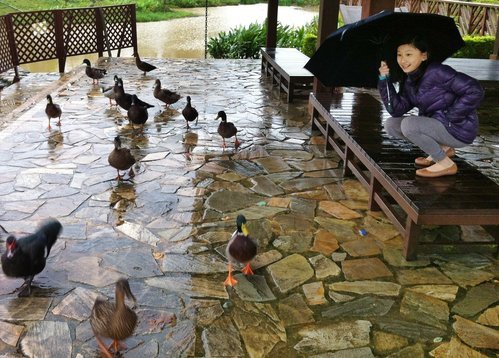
(182, 96), (199, 129)
(215, 110), (240, 149)
(224, 214), (257, 287)
(153, 79), (181, 108)
(45, 94), (62, 129)
(108, 136), (136, 180)
(127, 94), (149, 129)
(1, 218), (62, 297)
(83, 59), (107, 84)
(115, 78), (154, 111)
(134, 52), (157, 75)
(101, 75), (119, 107)
(90, 278), (137, 358)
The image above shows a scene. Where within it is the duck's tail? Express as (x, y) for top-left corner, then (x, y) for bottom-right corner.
(38, 218), (62, 257)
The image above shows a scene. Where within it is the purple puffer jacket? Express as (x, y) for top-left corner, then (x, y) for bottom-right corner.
(378, 62), (484, 144)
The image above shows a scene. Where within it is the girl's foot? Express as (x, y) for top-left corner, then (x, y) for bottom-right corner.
(415, 147), (455, 166)
(416, 157), (457, 177)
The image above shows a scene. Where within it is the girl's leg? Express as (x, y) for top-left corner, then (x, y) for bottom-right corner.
(400, 116), (467, 162)
(384, 117), (405, 139)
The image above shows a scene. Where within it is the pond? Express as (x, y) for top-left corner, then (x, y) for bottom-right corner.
(21, 4), (318, 73)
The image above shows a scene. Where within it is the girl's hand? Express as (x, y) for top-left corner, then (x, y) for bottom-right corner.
(379, 61), (390, 76)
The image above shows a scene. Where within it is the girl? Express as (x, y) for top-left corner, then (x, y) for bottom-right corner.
(378, 35), (484, 178)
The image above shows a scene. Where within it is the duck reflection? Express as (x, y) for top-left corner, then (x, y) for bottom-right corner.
(109, 181), (137, 226)
(47, 128), (63, 160)
(183, 132), (198, 160)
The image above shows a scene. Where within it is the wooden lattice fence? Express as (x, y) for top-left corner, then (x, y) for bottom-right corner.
(0, 4), (137, 81)
(342, 0), (498, 36)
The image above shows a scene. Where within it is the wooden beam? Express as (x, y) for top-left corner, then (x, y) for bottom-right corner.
(491, 19), (499, 60)
(266, 0), (278, 48)
(313, 0), (340, 94)
(361, 0), (395, 18)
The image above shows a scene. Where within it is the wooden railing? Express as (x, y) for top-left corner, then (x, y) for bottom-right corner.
(343, 0), (498, 36)
(0, 4), (137, 81)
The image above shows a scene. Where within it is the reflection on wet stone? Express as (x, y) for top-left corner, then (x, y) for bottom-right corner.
(233, 274), (276, 302)
(0, 297), (52, 321)
(294, 320), (371, 354)
(21, 321), (72, 358)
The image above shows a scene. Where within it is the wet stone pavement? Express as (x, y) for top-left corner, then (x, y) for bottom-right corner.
(0, 57), (498, 358)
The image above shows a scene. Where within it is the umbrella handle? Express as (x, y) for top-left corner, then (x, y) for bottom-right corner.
(386, 80), (393, 112)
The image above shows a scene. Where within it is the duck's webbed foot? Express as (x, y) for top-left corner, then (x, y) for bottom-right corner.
(17, 276), (33, 297)
(95, 335), (113, 358)
(241, 263), (254, 276)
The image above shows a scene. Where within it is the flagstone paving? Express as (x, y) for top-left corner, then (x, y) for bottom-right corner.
(0, 58), (497, 357)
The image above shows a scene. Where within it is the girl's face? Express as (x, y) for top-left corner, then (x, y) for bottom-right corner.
(397, 44), (428, 74)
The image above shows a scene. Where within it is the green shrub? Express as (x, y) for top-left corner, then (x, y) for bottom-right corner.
(208, 17), (319, 59)
(301, 33), (317, 57)
(453, 36), (495, 59)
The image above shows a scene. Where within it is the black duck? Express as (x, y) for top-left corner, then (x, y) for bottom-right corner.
(153, 79), (181, 108)
(134, 52), (157, 75)
(1, 218), (62, 297)
(45, 94), (62, 129)
(115, 78), (154, 111)
(127, 94), (149, 129)
(83, 59), (107, 84)
(90, 278), (137, 358)
(182, 96), (199, 129)
(215, 110), (240, 149)
(108, 136), (136, 180)
(224, 214), (257, 287)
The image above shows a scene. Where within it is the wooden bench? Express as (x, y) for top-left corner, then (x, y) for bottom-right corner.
(260, 47), (314, 103)
(310, 90), (499, 260)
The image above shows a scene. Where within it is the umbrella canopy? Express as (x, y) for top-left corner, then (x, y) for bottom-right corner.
(305, 10), (465, 88)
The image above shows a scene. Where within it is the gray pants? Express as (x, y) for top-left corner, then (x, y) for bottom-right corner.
(384, 116), (467, 162)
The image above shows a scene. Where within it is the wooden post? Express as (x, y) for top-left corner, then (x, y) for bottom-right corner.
(266, 0), (278, 49)
(312, 0), (340, 94)
(361, 0), (395, 18)
(54, 10), (66, 73)
(491, 19), (499, 60)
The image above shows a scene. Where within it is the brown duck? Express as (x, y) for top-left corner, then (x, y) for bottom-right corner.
(90, 278), (137, 358)
(134, 52), (157, 75)
(45, 94), (62, 129)
(153, 79), (181, 108)
(83, 59), (107, 84)
(224, 214), (257, 287)
(182, 96), (199, 129)
(215, 110), (240, 149)
(127, 94), (149, 129)
(108, 136), (136, 180)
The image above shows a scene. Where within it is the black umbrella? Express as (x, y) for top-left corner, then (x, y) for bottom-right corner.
(305, 10), (465, 88)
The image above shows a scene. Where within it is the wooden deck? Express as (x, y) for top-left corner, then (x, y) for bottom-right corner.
(310, 90), (499, 259)
(260, 47), (314, 102)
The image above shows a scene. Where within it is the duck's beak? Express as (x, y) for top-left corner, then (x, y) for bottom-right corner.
(214, 115), (220, 121)
(242, 223), (249, 237)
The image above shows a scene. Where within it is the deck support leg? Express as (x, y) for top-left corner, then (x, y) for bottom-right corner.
(404, 217), (420, 261)
(343, 146), (353, 177)
(368, 176), (381, 211)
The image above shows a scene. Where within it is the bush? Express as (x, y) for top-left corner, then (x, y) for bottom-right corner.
(453, 36), (495, 59)
(208, 17), (318, 59)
